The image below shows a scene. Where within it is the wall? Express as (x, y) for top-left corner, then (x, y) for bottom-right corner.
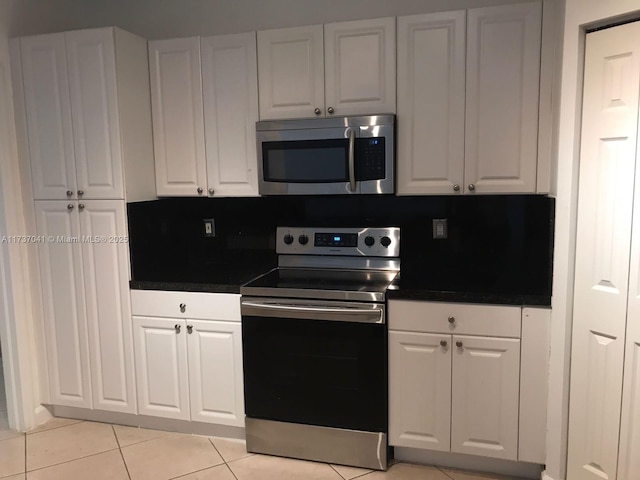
(548, 2), (640, 480)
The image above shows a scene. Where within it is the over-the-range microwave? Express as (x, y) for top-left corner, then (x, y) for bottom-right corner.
(256, 114), (395, 195)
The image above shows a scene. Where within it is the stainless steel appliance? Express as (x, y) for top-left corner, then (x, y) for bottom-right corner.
(256, 115), (395, 195)
(240, 226), (400, 470)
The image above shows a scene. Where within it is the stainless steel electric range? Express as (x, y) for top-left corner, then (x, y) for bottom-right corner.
(240, 226), (400, 471)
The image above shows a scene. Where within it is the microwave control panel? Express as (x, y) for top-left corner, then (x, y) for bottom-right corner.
(276, 227), (400, 257)
(355, 138), (385, 181)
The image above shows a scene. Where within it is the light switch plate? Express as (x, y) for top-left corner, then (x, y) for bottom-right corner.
(203, 219), (215, 237)
(433, 219), (448, 239)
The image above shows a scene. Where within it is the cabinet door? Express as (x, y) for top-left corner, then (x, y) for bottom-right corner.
(201, 33), (259, 197)
(66, 28), (124, 199)
(324, 17), (396, 117)
(80, 200), (135, 413)
(188, 320), (244, 426)
(451, 335), (520, 460)
(396, 11), (465, 195)
(465, 3), (541, 194)
(389, 331), (451, 451)
(34, 201), (91, 407)
(257, 25), (324, 120)
(20, 34), (77, 200)
(149, 38), (207, 197)
(133, 316), (189, 420)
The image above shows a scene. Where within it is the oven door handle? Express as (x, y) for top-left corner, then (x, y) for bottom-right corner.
(241, 300), (384, 324)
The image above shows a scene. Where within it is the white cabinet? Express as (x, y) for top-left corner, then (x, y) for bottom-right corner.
(131, 290), (244, 427)
(257, 17), (395, 120)
(18, 28), (155, 201)
(389, 300), (531, 462)
(396, 2), (542, 195)
(150, 34), (259, 197)
(35, 200), (136, 413)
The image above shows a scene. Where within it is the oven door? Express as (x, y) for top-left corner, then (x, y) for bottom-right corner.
(241, 297), (387, 433)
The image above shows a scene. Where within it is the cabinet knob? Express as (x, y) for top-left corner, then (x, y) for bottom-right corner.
(452, 184), (460, 192)
(67, 204), (75, 211)
(174, 324), (181, 334)
(187, 325), (193, 334)
(456, 341), (463, 348)
(208, 188), (214, 195)
(440, 339), (448, 347)
(197, 187), (204, 195)
(467, 184), (475, 192)
(179, 303), (186, 313)
(448, 316), (455, 324)
(327, 106), (335, 115)
(314, 108), (321, 115)
(78, 204), (85, 211)
(77, 189), (84, 196)
(66, 190), (73, 197)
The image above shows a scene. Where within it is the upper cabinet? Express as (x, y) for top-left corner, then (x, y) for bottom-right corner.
(397, 2), (542, 195)
(149, 34), (259, 197)
(18, 28), (156, 202)
(257, 17), (396, 120)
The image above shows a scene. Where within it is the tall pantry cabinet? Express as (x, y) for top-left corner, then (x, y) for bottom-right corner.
(10, 27), (156, 413)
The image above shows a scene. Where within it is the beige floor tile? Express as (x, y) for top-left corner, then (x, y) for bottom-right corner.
(27, 418), (83, 435)
(170, 464), (236, 480)
(26, 421), (118, 471)
(209, 437), (252, 463)
(122, 434), (224, 480)
(0, 435), (25, 478)
(331, 464), (373, 479)
(359, 463), (451, 480)
(228, 454), (343, 480)
(26, 450), (129, 480)
(3, 475), (25, 480)
(0, 418), (23, 442)
(113, 424), (171, 447)
(439, 468), (528, 480)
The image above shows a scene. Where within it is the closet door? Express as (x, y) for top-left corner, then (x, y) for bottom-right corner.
(567, 22), (640, 480)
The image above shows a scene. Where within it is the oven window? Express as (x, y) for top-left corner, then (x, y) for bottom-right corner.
(262, 139), (349, 183)
(242, 315), (387, 432)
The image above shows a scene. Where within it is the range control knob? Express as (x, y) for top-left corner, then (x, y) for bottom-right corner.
(283, 234), (294, 245)
(364, 236), (375, 247)
(298, 234), (309, 245)
(380, 236), (392, 248)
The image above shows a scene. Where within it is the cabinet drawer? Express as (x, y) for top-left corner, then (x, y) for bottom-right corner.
(130, 290), (241, 321)
(388, 300), (521, 338)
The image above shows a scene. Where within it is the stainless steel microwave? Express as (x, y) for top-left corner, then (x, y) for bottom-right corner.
(256, 114), (394, 195)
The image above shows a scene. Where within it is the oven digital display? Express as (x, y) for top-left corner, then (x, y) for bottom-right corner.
(315, 233), (358, 247)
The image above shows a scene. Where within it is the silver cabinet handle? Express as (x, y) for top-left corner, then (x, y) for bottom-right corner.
(77, 189), (84, 196)
(208, 188), (214, 195)
(187, 325), (193, 334)
(174, 324), (181, 334)
(197, 187), (204, 195)
(66, 190), (73, 197)
(348, 129), (356, 192)
(468, 184), (475, 192)
(327, 106), (335, 114)
(448, 316), (455, 324)
(179, 303), (186, 313)
(440, 339), (448, 347)
(78, 204), (85, 211)
(314, 108), (321, 115)
(67, 204), (74, 210)
(456, 340), (463, 348)
(453, 184), (460, 192)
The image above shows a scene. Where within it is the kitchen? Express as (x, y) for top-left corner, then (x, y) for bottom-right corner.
(3, 2), (632, 478)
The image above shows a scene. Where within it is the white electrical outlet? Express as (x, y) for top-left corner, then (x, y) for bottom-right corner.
(203, 219), (215, 237)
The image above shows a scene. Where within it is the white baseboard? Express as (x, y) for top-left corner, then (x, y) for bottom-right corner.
(33, 404), (52, 429)
(541, 471), (559, 480)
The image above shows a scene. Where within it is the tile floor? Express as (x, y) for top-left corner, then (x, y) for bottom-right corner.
(0, 417), (529, 480)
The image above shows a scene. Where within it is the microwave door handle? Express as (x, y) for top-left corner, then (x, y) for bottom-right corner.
(348, 129), (356, 192)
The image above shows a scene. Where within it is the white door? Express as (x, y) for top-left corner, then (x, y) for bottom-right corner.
(133, 316), (189, 420)
(34, 201), (91, 408)
(396, 11), (465, 195)
(80, 200), (135, 413)
(187, 320), (244, 426)
(201, 32), (259, 197)
(465, 3), (541, 194)
(388, 331), (451, 452)
(568, 22), (640, 480)
(149, 37), (207, 197)
(451, 335), (520, 461)
(20, 34), (77, 200)
(257, 25), (324, 120)
(66, 28), (124, 200)
(324, 17), (396, 117)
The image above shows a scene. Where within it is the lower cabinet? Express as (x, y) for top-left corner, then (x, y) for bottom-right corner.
(131, 290), (244, 427)
(388, 300), (542, 463)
